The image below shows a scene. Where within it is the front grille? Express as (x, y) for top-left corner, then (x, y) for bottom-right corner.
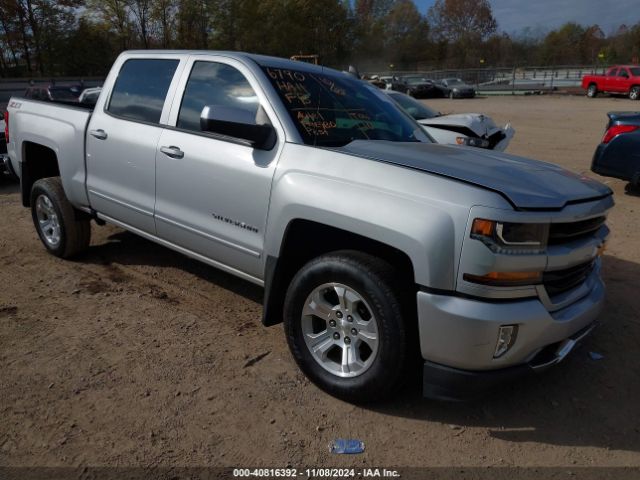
(548, 216), (605, 245)
(543, 261), (595, 296)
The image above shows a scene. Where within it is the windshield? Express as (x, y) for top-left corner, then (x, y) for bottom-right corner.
(388, 93), (440, 120)
(445, 78), (464, 86)
(263, 67), (426, 147)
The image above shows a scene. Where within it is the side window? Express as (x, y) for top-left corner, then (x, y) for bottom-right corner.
(618, 69), (629, 78)
(108, 59), (179, 124)
(608, 68), (618, 77)
(177, 61), (260, 132)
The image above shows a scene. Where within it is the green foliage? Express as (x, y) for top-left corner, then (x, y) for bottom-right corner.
(0, 0), (639, 77)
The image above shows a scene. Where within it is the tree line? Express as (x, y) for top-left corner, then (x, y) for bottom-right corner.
(1, 0), (639, 78)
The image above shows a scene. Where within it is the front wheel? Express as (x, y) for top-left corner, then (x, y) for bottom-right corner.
(30, 177), (91, 258)
(630, 86), (640, 100)
(284, 251), (412, 403)
(587, 84), (598, 98)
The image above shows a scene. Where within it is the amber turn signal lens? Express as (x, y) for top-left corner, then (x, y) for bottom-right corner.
(471, 218), (495, 237)
(597, 242), (607, 257)
(463, 271), (542, 287)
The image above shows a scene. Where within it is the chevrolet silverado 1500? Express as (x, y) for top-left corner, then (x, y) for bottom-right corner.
(5, 51), (613, 401)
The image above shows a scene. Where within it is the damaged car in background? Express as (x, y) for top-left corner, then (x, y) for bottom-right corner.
(386, 90), (515, 151)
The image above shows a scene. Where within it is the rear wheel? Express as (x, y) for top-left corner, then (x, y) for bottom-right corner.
(587, 84), (598, 98)
(30, 177), (90, 258)
(284, 251), (412, 403)
(630, 86), (640, 100)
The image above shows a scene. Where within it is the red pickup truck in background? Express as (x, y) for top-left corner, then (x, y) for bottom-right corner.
(582, 65), (640, 100)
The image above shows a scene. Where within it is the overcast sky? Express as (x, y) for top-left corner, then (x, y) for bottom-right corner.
(412, 0), (640, 36)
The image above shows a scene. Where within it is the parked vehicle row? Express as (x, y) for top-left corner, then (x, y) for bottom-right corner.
(5, 50), (611, 402)
(582, 65), (640, 100)
(369, 75), (476, 99)
(23, 83), (102, 107)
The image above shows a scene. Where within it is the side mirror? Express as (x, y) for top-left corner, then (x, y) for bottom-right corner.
(200, 105), (276, 150)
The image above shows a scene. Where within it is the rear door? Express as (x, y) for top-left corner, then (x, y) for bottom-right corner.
(154, 55), (284, 281)
(85, 55), (184, 233)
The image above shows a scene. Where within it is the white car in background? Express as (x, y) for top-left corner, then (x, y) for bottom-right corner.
(386, 90), (515, 151)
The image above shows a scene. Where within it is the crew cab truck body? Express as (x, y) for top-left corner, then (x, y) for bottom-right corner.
(582, 65), (640, 100)
(6, 51), (613, 401)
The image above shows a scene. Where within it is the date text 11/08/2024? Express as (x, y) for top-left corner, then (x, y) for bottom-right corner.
(232, 468), (401, 478)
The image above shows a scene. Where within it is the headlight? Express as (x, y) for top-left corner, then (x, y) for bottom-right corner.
(456, 136), (490, 148)
(471, 218), (549, 254)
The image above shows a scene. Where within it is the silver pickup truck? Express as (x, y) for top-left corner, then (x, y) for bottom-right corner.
(5, 51), (613, 401)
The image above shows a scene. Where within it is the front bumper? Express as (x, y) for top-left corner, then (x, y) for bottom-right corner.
(422, 322), (597, 400)
(417, 269), (605, 399)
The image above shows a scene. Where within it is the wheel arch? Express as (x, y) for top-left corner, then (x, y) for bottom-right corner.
(20, 141), (60, 207)
(262, 219), (416, 326)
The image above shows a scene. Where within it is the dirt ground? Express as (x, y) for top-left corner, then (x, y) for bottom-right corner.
(1, 95), (639, 471)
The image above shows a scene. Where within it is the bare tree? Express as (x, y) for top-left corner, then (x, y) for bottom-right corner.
(427, 0), (497, 42)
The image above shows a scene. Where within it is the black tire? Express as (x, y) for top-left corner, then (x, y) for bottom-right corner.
(284, 250), (413, 403)
(587, 83), (598, 98)
(30, 177), (90, 258)
(630, 86), (640, 101)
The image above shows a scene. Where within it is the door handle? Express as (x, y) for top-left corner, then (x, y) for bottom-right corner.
(160, 145), (184, 159)
(89, 129), (108, 140)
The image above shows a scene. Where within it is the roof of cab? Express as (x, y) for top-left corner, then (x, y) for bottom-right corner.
(122, 50), (338, 75)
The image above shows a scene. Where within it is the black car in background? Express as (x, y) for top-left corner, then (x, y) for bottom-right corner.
(24, 84), (84, 102)
(379, 76), (409, 94)
(437, 78), (476, 98)
(402, 76), (447, 98)
(592, 111), (640, 188)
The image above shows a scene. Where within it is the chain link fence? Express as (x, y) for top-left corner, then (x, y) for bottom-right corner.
(367, 65), (614, 94)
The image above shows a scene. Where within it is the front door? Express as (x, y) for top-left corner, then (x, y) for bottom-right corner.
(154, 57), (282, 280)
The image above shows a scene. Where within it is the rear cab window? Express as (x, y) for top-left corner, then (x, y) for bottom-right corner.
(107, 58), (180, 124)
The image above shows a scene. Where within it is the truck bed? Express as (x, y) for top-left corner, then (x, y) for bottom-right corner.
(7, 98), (93, 207)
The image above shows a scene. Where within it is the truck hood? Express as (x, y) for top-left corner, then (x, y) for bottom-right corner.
(337, 141), (611, 210)
(418, 113), (498, 137)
